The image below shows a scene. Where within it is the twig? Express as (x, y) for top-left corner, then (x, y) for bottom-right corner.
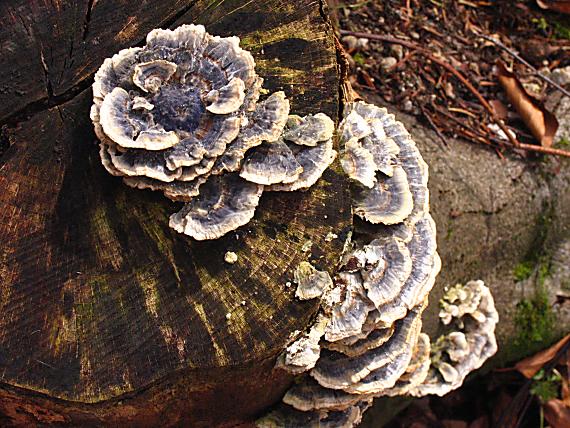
(517, 143), (570, 157)
(339, 30), (570, 159)
(388, 50), (416, 72)
(419, 104), (448, 147)
(436, 104), (570, 156)
(339, 30), (522, 149)
(475, 32), (570, 99)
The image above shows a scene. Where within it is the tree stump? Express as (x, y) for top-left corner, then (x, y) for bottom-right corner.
(0, 1), (351, 426)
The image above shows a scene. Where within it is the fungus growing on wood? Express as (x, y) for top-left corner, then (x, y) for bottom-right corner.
(269, 114), (337, 192)
(375, 215), (441, 326)
(282, 113), (335, 146)
(294, 262), (333, 300)
(311, 304), (425, 393)
(211, 92), (290, 175)
(224, 251), (238, 264)
(353, 166), (414, 225)
(239, 139), (302, 185)
(411, 280), (499, 397)
(259, 100), (498, 426)
(276, 314), (330, 374)
(90, 24), (498, 424)
(382, 332), (431, 396)
(339, 101), (429, 226)
(357, 237), (413, 308)
(258, 400), (371, 428)
(324, 324), (395, 358)
(123, 175), (207, 202)
(340, 138), (378, 188)
(324, 272), (375, 342)
(169, 174), (263, 241)
(91, 25), (336, 240)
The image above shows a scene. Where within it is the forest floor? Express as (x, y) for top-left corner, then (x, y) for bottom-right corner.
(332, 0), (570, 158)
(330, 1), (570, 427)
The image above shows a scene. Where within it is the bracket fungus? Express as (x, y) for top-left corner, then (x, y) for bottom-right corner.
(339, 101), (428, 226)
(258, 101), (498, 427)
(91, 24), (336, 240)
(411, 280), (499, 397)
(294, 262), (334, 301)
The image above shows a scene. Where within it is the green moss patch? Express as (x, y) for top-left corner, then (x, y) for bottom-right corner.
(513, 263), (556, 357)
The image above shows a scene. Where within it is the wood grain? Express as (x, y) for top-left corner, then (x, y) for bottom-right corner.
(0, 0), (347, 425)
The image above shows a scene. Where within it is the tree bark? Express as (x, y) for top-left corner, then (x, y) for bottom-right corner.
(0, 1), (350, 426)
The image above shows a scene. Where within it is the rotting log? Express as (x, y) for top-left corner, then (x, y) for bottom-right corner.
(0, 1), (351, 426)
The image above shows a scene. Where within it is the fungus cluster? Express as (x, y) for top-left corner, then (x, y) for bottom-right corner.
(258, 102), (497, 427)
(411, 280), (498, 397)
(91, 25), (336, 240)
(90, 24), (499, 427)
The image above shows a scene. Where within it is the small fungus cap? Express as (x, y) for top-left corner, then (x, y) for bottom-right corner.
(410, 280), (499, 397)
(169, 174), (263, 240)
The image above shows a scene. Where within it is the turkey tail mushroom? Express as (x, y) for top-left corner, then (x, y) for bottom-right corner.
(339, 101), (429, 226)
(91, 25), (336, 240)
(410, 280), (499, 397)
(259, 100), (498, 426)
(92, 28), (499, 424)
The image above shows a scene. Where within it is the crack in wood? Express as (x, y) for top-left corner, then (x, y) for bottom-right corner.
(0, 128), (9, 159)
(319, 0), (328, 23)
(15, 13), (32, 39)
(39, 47), (55, 101)
(82, 0), (95, 41)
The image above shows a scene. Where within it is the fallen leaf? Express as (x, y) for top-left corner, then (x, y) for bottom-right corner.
(496, 61), (559, 148)
(491, 388), (517, 428)
(537, 0), (570, 14)
(515, 334), (570, 378)
(543, 399), (570, 428)
(489, 99), (508, 120)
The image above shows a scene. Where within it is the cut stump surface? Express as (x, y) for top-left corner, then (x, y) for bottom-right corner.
(0, 1), (349, 426)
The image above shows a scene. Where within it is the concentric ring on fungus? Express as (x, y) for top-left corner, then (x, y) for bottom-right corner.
(91, 24), (336, 240)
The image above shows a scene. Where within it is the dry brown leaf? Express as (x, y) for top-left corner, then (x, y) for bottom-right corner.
(496, 61), (559, 148)
(515, 334), (570, 379)
(489, 99), (508, 120)
(491, 388), (518, 428)
(537, 0), (570, 14)
(543, 399), (570, 428)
